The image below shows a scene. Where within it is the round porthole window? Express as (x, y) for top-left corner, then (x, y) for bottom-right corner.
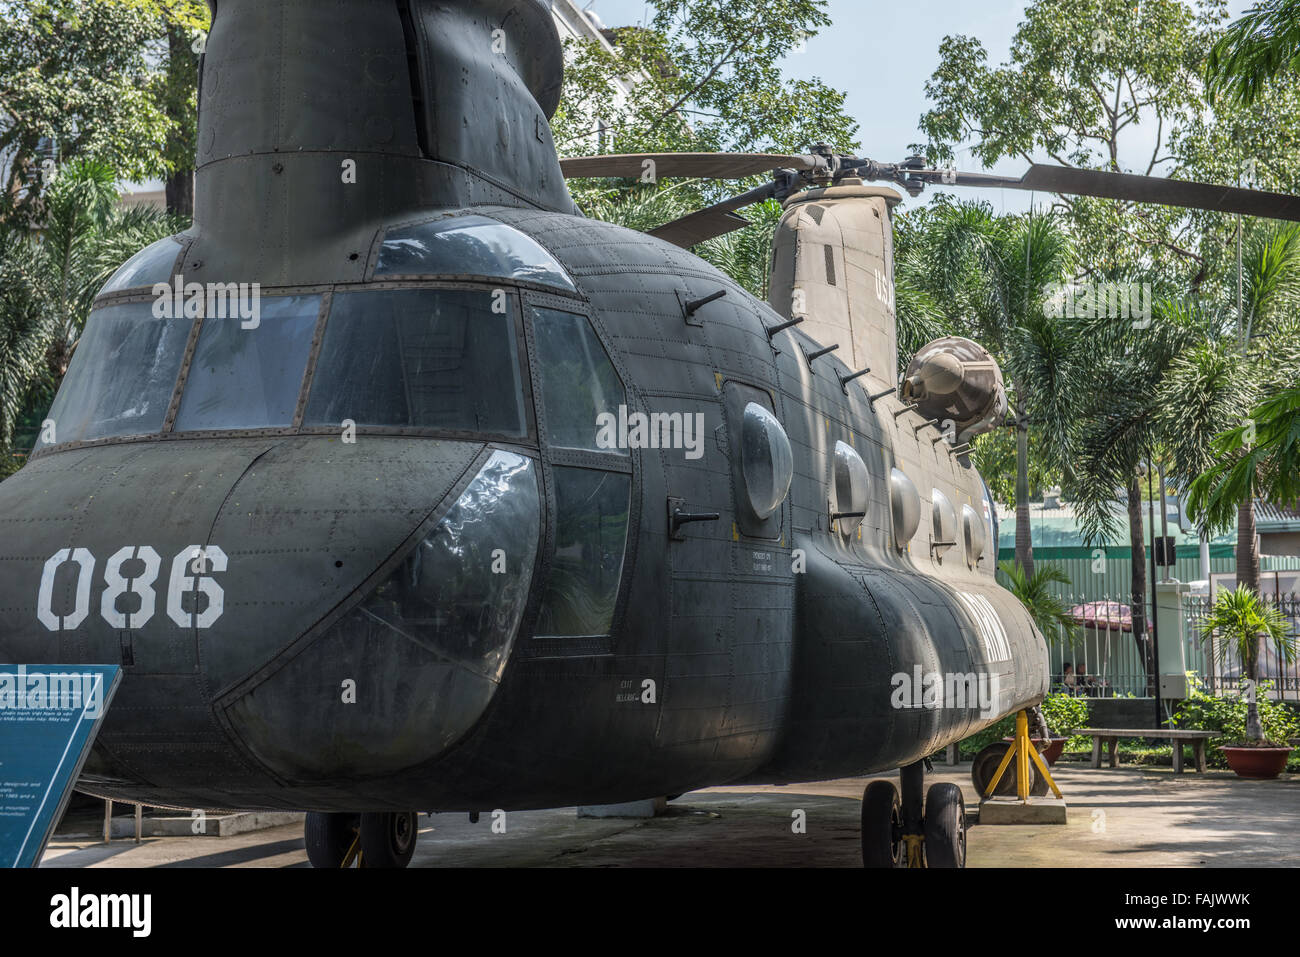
(962, 504), (985, 568)
(889, 468), (920, 549)
(741, 402), (793, 519)
(832, 440), (869, 537)
(932, 489), (957, 558)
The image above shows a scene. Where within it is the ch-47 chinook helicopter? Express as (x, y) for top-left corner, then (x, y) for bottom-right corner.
(4, 0), (1300, 869)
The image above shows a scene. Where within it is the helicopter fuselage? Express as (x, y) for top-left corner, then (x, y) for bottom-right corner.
(0, 203), (1047, 812)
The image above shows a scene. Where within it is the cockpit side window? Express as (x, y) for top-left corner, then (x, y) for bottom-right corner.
(534, 465), (631, 638)
(531, 306), (626, 454)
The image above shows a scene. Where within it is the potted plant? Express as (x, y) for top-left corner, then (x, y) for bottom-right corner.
(1199, 585), (1299, 779)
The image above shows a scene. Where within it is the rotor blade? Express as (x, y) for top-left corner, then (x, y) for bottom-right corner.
(649, 209), (752, 247)
(647, 181), (778, 247)
(560, 152), (817, 180)
(918, 165), (1300, 222)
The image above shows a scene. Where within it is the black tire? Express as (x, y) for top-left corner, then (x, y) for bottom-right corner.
(304, 812), (359, 868)
(359, 811), (418, 868)
(923, 783), (966, 868)
(971, 741), (1049, 797)
(860, 780), (903, 868)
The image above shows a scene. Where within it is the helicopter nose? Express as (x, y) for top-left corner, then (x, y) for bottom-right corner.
(0, 438), (541, 787)
(217, 446), (542, 780)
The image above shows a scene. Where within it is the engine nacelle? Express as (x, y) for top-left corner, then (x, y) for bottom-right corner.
(900, 337), (1006, 445)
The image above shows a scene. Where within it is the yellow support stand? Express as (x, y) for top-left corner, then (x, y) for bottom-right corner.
(902, 833), (924, 868)
(983, 709), (1063, 802)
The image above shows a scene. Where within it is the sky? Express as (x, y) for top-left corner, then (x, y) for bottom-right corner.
(583, 0), (1256, 215)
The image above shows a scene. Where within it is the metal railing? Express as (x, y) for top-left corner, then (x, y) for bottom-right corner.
(1183, 592), (1300, 698)
(1041, 591), (1158, 698)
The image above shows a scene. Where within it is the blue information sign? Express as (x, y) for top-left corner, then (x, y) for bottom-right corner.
(0, 664), (121, 868)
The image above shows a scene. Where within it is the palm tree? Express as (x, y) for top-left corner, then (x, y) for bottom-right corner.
(1199, 585), (1298, 741)
(1170, 223), (1300, 595)
(996, 560), (1079, 646)
(1186, 378), (1300, 574)
(0, 160), (184, 474)
(1065, 296), (1210, 688)
(911, 199), (1075, 578)
(1205, 0), (1300, 107)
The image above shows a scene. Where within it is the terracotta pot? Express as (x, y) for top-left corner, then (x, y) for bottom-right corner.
(1002, 736), (1067, 765)
(1220, 746), (1293, 780)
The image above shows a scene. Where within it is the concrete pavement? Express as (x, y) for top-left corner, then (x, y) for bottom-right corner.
(39, 763), (1300, 868)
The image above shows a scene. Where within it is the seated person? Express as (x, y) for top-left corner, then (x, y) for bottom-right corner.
(1061, 662), (1078, 694)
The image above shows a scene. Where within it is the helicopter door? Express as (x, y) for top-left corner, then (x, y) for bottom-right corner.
(654, 380), (795, 757)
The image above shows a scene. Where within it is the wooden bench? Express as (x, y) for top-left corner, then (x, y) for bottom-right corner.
(1073, 728), (1215, 773)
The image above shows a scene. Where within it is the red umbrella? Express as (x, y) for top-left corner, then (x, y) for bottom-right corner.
(1067, 600), (1153, 633)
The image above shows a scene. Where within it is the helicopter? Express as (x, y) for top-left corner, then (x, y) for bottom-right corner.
(3, 0), (1299, 869)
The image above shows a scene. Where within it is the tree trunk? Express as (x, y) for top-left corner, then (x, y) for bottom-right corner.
(1126, 475), (1155, 695)
(163, 24), (196, 218)
(164, 170), (194, 218)
(1237, 499), (1264, 739)
(1236, 499), (1260, 595)
(1014, 407), (1033, 578)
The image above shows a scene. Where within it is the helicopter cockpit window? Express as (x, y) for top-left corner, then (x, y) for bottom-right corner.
(531, 307), (626, 453)
(37, 301), (191, 448)
(534, 466), (631, 637)
(174, 294), (320, 431)
(99, 236), (183, 294)
(375, 215), (576, 291)
(304, 288), (527, 437)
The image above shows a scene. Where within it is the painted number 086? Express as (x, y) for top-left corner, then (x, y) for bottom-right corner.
(37, 545), (227, 632)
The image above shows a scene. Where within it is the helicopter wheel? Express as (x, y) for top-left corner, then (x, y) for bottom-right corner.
(304, 812), (360, 868)
(358, 811), (419, 868)
(922, 783), (966, 868)
(860, 780), (903, 867)
(971, 741), (1048, 798)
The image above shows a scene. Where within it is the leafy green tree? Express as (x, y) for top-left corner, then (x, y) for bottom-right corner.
(1205, 0), (1300, 107)
(0, 0), (177, 220)
(553, 0), (857, 162)
(918, 0), (1214, 288)
(152, 3), (208, 216)
(555, 1), (858, 299)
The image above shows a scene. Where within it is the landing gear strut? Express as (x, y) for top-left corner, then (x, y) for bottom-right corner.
(304, 811), (419, 868)
(860, 759), (966, 868)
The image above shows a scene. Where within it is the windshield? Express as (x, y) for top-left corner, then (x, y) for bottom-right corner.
(303, 288), (527, 437)
(174, 294), (320, 431)
(38, 301), (191, 448)
(36, 286), (530, 450)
